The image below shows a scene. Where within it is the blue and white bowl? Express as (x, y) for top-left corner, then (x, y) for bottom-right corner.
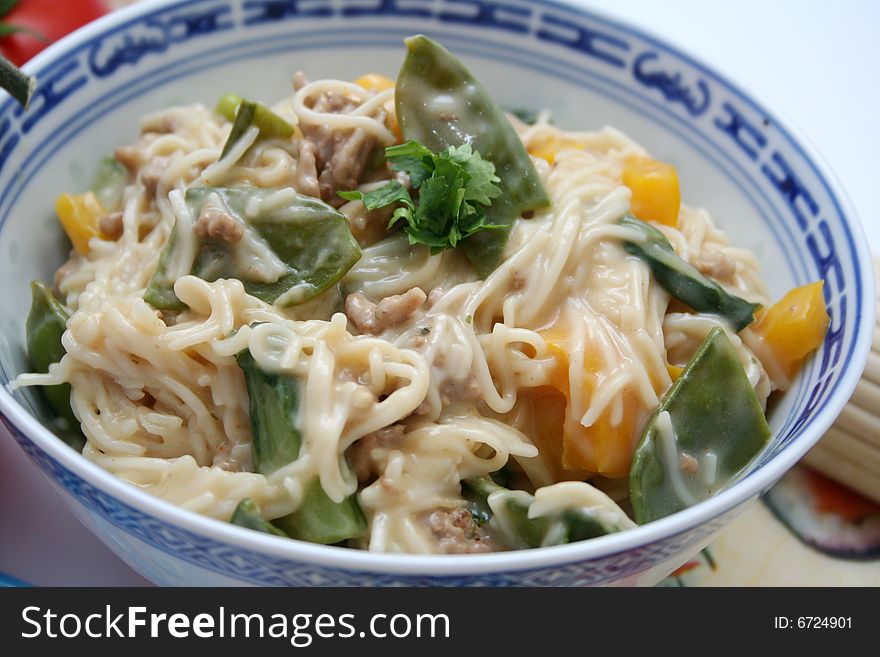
(0, 0), (873, 586)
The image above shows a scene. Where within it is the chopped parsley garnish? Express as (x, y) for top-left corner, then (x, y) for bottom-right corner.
(338, 140), (503, 254)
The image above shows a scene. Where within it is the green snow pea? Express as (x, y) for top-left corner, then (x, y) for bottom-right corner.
(218, 96), (294, 160)
(463, 477), (625, 549)
(25, 281), (84, 449)
(144, 187), (361, 310)
(395, 35), (550, 277)
(236, 349), (303, 477)
(463, 477), (550, 548)
(620, 215), (760, 331)
(230, 498), (288, 537)
(629, 327), (771, 524)
(236, 350), (366, 544)
(89, 157), (128, 212)
(216, 92), (244, 122)
(272, 479), (367, 546)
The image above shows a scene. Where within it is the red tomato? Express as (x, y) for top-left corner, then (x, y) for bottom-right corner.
(0, 0), (110, 67)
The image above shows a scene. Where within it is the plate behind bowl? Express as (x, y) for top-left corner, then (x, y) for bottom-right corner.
(0, 0), (872, 586)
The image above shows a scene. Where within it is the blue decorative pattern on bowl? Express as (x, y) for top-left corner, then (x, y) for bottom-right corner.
(0, 0), (872, 586)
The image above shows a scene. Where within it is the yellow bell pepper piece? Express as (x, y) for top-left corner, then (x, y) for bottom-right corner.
(622, 155), (681, 227)
(354, 73), (395, 92)
(751, 280), (829, 378)
(55, 191), (108, 255)
(519, 386), (581, 483)
(527, 136), (587, 165)
(354, 74), (401, 143)
(666, 363), (683, 381)
(539, 328), (652, 478)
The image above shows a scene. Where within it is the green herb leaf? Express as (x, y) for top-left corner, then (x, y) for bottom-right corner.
(447, 144), (501, 205)
(396, 36), (550, 277)
(338, 180), (413, 211)
(385, 140), (434, 187)
(338, 139), (502, 254)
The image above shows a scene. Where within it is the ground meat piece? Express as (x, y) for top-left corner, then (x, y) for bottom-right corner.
(312, 91), (358, 115)
(376, 287), (426, 326)
(302, 125), (343, 172)
(114, 145), (141, 171)
(98, 211), (124, 240)
(440, 375), (481, 407)
(318, 126), (377, 198)
(114, 133), (160, 171)
(296, 86), (383, 204)
(345, 293), (380, 334)
(413, 399), (432, 416)
(424, 507), (498, 554)
(694, 249), (737, 281)
(139, 157), (168, 198)
(193, 207), (244, 242)
(680, 452), (699, 475)
(296, 139), (321, 199)
(347, 425), (406, 483)
(344, 288), (426, 335)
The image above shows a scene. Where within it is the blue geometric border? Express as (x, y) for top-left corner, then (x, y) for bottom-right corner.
(2, 415), (740, 585)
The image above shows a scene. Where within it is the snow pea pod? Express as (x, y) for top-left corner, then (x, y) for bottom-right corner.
(219, 96), (294, 160)
(620, 215), (760, 330)
(89, 157), (128, 212)
(463, 478), (550, 548)
(236, 349), (303, 477)
(230, 498), (287, 537)
(463, 478), (626, 549)
(144, 187), (361, 310)
(25, 281), (84, 449)
(215, 92), (243, 122)
(236, 350), (366, 544)
(395, 35), (549, 277)
(629, 327), (771, 524)
(273, 479), (367, 546)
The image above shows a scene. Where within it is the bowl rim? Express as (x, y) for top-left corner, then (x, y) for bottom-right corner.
(0, 0), (874, 578)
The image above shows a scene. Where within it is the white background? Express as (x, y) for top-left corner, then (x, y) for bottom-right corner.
(1, 0), (877, 586)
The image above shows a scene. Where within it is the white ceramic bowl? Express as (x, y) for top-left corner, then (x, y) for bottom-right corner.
(0, 0), (873, 586)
